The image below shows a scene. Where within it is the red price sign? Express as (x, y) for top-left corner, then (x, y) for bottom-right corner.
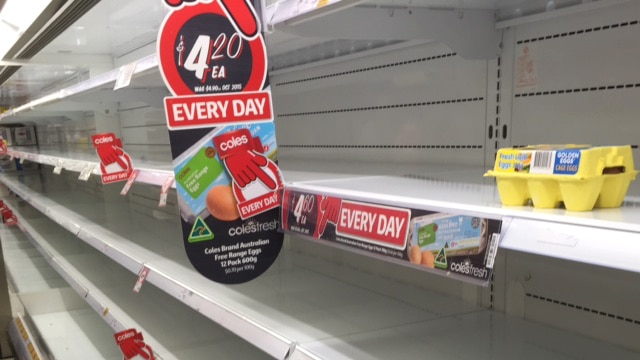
(282, 190), (320, 237)
(158, 0), (285, 285)
(158, 1), (267, 97)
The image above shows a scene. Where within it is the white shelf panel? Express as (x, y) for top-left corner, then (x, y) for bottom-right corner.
(31, 310), (123, 360)
(0, 225), (122, 360)
(7, 146), (174, 188)
(2, 199), (269, 360)
(7, 152), (640, 272)
(0, 172), (637, 359)
(0, 54), (161, 119)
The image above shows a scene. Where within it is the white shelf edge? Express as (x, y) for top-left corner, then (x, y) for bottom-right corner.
(6, 148), (176, 188)
(495, 0), (631, 29)
(0, 174), (296, 360)
(0, 53), (159, 119)
(285, 179), (640, 234)
(3, 201), (171, 360)
(265, 0), (364, 25)
(8, 149), (640, 275)
(499, 216), (640, 273)
(9, 314), (47, 360)
(283, 178), (640, 273)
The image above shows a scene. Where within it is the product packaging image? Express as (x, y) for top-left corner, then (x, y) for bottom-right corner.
(486, 145), (638, 211)
(408, 214), (487, 259)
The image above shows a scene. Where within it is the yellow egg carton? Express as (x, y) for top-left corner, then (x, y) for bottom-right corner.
(485, 145), (638, 211)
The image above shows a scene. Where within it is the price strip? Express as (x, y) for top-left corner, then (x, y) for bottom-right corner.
(282, 189), (504, 286)
(114, 62), (137, 90)
(120, 169), (140, 196)
(159, 175), (174, 207)
(53, 159), (64, 174)
(78, 164), (96, 181)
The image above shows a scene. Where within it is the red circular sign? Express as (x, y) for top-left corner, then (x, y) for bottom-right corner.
(158, 1), (267, 96)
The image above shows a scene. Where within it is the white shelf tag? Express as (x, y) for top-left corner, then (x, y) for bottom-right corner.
(53, 159), (64, 175)
(485, 233), (500, 269)
(159, 175), (174, 207)
(78, 164), (95, 181)
(133, 266), (151, 293)
(19, 157), (24, 164)
(114, 62), (137, 90)
(120, 169), (140, 196)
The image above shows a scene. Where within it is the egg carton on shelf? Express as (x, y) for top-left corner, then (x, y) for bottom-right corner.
(485, 145), (638, 211)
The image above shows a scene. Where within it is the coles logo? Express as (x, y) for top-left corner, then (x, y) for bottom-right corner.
(213, 129), (254, 157)
(220, 134), (248, 151)
(93, 135), (114, 145)
(116, 330), (136, 342)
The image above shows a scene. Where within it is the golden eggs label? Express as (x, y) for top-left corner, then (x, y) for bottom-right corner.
(159, 0), (283, 284)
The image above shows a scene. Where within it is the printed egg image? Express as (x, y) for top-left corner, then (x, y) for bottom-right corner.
(409, 245), (422, 264)
(206, 185), (240, 221)
(421, 250), (435, 269)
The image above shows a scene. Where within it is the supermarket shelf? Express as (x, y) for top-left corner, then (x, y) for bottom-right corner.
(1, 199), (268, 360)
(6, 150), (640, 272)
(1, 224), (122, 359)
(0, 54), (162, 119)
(0, 172), (637, 359)
(280, 159), (640, 273)
(7, 147), (174, 188)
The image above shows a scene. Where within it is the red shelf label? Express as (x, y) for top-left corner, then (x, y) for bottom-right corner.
(336, 200), (410, 250)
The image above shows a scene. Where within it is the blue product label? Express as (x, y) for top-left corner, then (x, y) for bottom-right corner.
(554, 150), (581, 175)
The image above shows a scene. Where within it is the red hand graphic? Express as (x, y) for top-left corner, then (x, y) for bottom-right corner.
(164, 0), (197, 7)
(163, 0), (259, 40)
(219, 0), (259, 39)
(214, 129), (277, 190)
(224, 151), (276, 189)
(115, 330), (156, 360)
(318, 196), (341, 236)
(92, 134), (128, 170)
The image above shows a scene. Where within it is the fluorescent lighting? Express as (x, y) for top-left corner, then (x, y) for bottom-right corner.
(0, 0), (52, 59)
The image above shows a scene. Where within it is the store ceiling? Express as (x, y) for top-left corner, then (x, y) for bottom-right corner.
(0, 0), (616, 110)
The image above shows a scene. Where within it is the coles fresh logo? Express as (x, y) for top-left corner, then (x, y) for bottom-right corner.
(336, 200), (411, 250)
(449, 259), (489, 279)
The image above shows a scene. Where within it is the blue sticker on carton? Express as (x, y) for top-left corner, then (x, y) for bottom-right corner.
(554, 150), (581, 175)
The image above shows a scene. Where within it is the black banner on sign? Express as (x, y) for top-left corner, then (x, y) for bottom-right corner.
(282, 189), (503, 286)
(158, 0), (283, 284)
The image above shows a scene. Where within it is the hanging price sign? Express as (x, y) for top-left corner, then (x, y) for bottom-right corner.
(158, 0), (283, 284)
